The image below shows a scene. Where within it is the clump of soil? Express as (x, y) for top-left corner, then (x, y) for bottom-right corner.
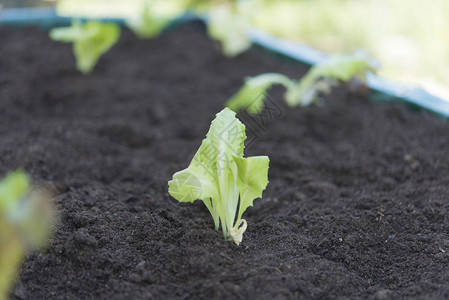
(1, 22), (448, 299)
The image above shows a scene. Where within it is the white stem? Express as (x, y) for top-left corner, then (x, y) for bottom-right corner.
(230, 219), (247, 245)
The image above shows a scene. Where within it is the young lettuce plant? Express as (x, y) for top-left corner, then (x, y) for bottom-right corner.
(50, 21), (120, 74)
(126, 1), (172, 39)
(226, 73), (295, 114)
(226, 53), (379, 114)
(207, 1), (258, 58)
(0, 171), (56, 299)
(168, 108), (269, 245)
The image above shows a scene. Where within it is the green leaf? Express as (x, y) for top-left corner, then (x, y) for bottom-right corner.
(168, 139), (221, 229)
(227, 53), (379, 113)
(126, 3), (171, 39)
(226, 73), (294, 114)
(16, 188), (56, 249)
(207, 106), (246, 158)
(0, 171), (29, 214)
(0, 171), (55, 299)
(0, 171), (55, 248)
(168, 108), (270, 244)
(0, 219), (25, 300)
(285, 53), (379, 107)
(50, 21), (120, 74)
(207, 4), (252, 57)
(233, 156), (269, 223)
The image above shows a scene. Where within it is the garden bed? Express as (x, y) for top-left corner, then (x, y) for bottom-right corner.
(1, 22), (449, 299)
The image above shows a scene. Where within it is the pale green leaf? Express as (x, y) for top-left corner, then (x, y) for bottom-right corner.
(226, 73), (294, 114)
(233, 156), (269, 222)
(168, 140), (219, 204)
(0, 219), (25, 300)
(207, 4), (251, 57)
(0, 171), (55, 248)
(15, 189), (56, 249)
(206, 107), (246, 158)
(0, 171), (56, 299)
(285, 53), (379, 107)
(126, 3), (171, 39)
(50, 21), (120, 74)
(0, 171), (29, 214)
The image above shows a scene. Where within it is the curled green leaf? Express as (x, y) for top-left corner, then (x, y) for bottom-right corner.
(226, 73), (294, 114)
(285, 53), (379, 107)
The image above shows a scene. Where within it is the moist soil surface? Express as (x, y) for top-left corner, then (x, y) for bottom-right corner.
(1, 22), (449, 300)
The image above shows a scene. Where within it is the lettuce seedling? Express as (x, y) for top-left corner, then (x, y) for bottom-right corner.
(50, 21), (120, 74)
(0, 171), (55, 299)
(285, 53), (379, 107)
(126, 2), (171, 39)
(168, 108), (269, 245)
(226, 53), (379, 114)
(226, 73), (295, 114)
(207, 3), (253, 58)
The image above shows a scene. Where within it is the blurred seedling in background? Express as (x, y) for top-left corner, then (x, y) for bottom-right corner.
(50, 21), (120, 74)
(50, 0), (174, 74)
(126, 1), (172, 39)
(226, 52), (379, 114)
(206, 0), (259, 58)
(50, 0), (259, 73)
(168, 108), (269, 245)
(0, 171), (56, 300)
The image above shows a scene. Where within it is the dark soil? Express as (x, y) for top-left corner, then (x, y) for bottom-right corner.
(1, 22), (449, 300)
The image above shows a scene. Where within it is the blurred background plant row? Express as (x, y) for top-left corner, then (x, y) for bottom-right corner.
(2, 0), (448, 100)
